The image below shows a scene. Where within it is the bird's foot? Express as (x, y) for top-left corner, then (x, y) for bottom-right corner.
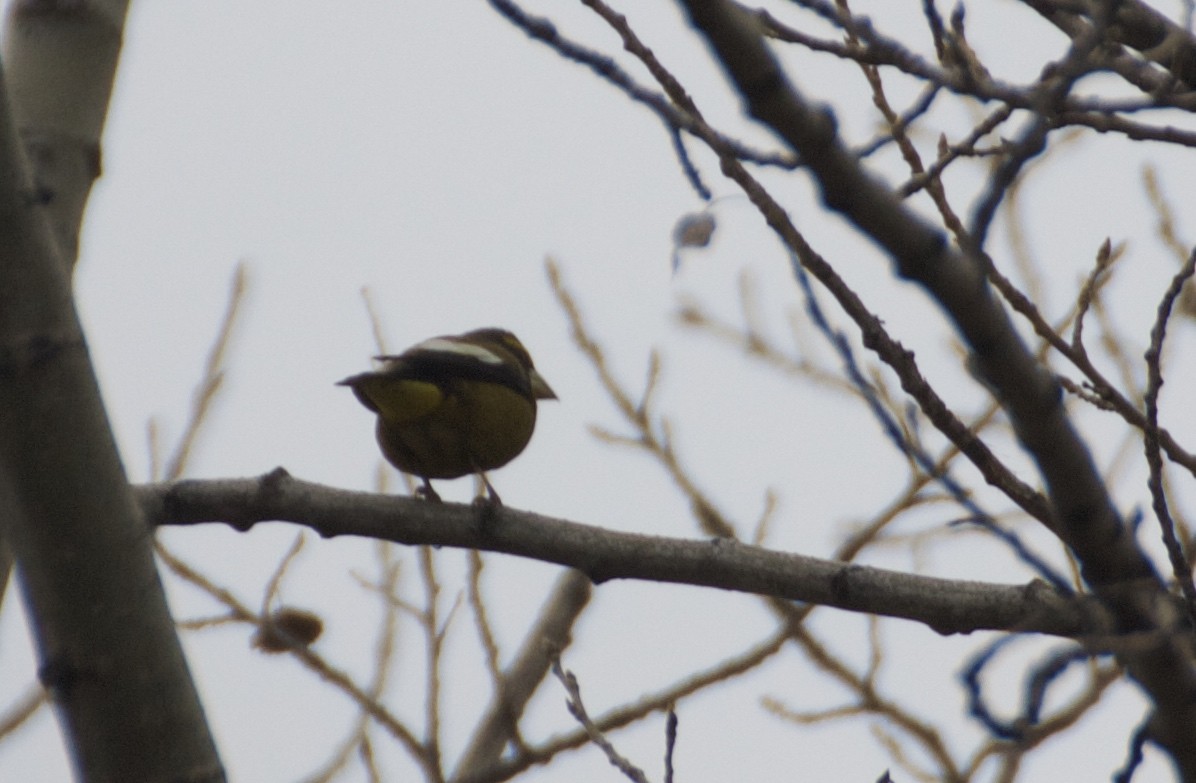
(416, 480), (443, 503)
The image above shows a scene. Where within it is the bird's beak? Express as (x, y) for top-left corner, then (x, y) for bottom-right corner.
(530, 369), (557, 400)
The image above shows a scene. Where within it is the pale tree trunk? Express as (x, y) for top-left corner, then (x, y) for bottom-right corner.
(0, 2), (224, 781)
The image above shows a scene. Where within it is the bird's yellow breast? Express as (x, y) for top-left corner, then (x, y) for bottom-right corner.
(367, 378), (538, 479)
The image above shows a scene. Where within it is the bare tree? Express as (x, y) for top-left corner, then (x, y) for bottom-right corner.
(3, 1), (1196, 782)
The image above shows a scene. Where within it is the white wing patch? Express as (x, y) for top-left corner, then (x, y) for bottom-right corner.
(414, 337), (503, 364)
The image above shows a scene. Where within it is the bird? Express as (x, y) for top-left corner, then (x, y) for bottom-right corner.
(338, 328), (556, 504)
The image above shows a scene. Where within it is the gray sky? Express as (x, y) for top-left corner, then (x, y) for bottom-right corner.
(3, 1), (1195, 780)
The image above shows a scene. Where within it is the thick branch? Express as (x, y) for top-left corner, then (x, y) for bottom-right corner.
(1019, 0), (1196, 90)
(139, 471), (1093, 639)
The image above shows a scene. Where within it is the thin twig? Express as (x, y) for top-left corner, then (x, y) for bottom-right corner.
(1142, 249), (1196, 622)
(552, 659), (651, 783)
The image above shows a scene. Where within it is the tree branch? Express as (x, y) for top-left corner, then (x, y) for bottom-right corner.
(139, 471), (1095, 639)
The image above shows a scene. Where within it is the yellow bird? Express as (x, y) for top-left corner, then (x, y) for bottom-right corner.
(338, 328), (556, 503)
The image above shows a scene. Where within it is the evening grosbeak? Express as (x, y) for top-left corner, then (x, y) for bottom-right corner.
(338, 328), (556, 503)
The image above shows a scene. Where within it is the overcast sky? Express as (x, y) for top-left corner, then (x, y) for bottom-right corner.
(3, 1), (1195, 781)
